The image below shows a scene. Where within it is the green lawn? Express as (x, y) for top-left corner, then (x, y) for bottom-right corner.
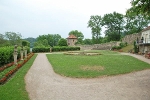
(0, 54), (37, 100)
(47, 50), (150, 78)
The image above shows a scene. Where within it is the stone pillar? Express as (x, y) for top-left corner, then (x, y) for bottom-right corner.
(24, 49), (27, 58)
(50, 47), (52, 52)
(20, 46), (24, 60)
(13, 45), (18, 65)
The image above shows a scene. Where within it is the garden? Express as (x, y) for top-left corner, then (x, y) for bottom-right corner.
(0, 45), (37, 100)
(47, 50), (150, 78)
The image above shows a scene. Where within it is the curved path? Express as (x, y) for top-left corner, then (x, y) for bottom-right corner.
(25, 53), (150, 100)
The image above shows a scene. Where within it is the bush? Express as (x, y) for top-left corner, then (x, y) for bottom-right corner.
(0, 46), (30, 66)
(32, 47), (50, 53)
(32, 46), (80, 53)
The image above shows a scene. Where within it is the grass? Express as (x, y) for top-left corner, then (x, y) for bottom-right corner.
(0, 54), (37, 100)
(47, 50), (150, 78)
(121, 44), (134, 52)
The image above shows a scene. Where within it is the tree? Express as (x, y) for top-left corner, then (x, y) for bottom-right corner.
(36, 34), (61, 47)
(24, 37), (36, 48)
(5, 32), (22, 45)
(58, 38), (67, 46)
(69, 30), (84, 44)
(124, 14), (150, 35)
(87, 15), (103, 44)
(22, 40), (30, 47)
(83, 39), (93, 45)
(102, 12), (124, 41)
(127, 0), (150, 16)
(0, 33), (9, 47)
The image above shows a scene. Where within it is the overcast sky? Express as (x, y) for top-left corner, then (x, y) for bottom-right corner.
(0, 0), (131, 39)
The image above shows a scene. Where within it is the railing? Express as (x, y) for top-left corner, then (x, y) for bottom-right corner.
(137, 38), (150, 44)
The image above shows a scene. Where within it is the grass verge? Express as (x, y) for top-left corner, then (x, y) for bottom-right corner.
(0, 54), (37, 100)
(47, 50), (150, 78)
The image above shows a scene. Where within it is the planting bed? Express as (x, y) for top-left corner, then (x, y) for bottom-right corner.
(64, 51), (101, 56)
(0, 53), (34, 85)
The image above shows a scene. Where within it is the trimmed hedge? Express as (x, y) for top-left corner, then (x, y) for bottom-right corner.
(0, 46), (30, 66)
(32, 46), (80, 53)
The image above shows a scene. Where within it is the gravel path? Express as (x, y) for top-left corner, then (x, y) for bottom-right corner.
(25, 53), (150, 100)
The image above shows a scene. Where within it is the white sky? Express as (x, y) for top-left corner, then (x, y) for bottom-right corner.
(0, 0), (131, 39)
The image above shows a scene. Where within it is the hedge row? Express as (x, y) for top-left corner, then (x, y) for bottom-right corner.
(32, 46), (80, 53)
(0, 46), (30, 66)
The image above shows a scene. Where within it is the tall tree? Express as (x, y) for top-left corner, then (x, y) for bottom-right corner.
(69, 30), (84, 44)
(36, 34), (61, 47)
(5, 32), (22, 45)
(102, 12), (124, 41)
(83, 39), (93, 45)
(124, 14), (150, 35)
(127, 0), (150, 16)
(58, 38), (67, 46)
(87, 15), (103, 44)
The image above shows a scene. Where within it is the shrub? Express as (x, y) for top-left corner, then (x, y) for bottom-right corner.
(32, 46), (80, 53)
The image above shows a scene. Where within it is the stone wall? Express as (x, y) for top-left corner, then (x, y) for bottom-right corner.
(122, 33), (141, 44)
(78, 33), (142, 50)
(79, 42), (120, 50)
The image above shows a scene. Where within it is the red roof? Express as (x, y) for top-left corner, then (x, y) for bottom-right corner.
(141, 26), (150, 32)
(67, 34), (77, 39)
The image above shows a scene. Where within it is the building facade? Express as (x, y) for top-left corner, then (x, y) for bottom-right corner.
(138, 26), (150, 53)
(67, 34), (77, 46)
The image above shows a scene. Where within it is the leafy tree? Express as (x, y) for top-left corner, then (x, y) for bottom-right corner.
(127, 0), (150, 16)
(102, 12), (124, 41)
(58, 38), (67, 46)
(83, 39), (93, 45)
(22, 40), (30, 47)
(5, 32), (22, 45)
(36, 34), (61, 47)
(69, 30), (84, 44)
(87, 15), (103, 44)
(124, 14), (150, 35)
(0, 33), (9, 46)
(24, 37), (36, 48)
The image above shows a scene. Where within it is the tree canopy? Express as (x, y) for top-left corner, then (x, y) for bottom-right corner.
(34, 34), (61, 47)
(58, 38), (67, 46)
(69, 30), (84, 44)
(87, 15), (102, 44)
(127, 0), (150, 16)
(102, 12), (124, 41)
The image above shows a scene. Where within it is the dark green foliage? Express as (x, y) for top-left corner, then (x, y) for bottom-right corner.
(127, 0), (150, 16)
(102, 12), (124, 42)
(134, 41), (139, 53)
(22, 40), (30, 47)
(58, 38), (67, 46)
(32, 46), (80, 53)
(111, 42), (127, 50)
(32, 47), (50, 53)
(0, 46), (30, 66)
(0, 47), (14, 66)
(36, 34), (61, 47)
(83, 39), (93, 45)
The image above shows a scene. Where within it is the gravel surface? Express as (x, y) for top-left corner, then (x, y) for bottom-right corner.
(25, 53), (150, 100)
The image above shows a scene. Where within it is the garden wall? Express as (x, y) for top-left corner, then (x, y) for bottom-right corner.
(79, 42), (120, 50)
(122, 33), (141, 44)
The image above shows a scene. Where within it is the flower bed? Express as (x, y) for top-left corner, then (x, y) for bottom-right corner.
(0, 53), (34, 85)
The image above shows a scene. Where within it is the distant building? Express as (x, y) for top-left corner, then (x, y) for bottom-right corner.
(138, 26), (150, 53)
(67, 34), (77, 46)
